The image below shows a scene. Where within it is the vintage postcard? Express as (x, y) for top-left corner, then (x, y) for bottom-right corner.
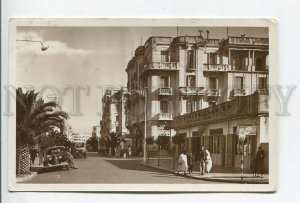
(7, 18), (277, 192)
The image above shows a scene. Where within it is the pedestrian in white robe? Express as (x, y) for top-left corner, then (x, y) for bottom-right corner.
(177, 151), (188, 175)
(205, 150), (212, 174)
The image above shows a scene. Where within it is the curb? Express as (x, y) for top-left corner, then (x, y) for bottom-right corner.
(139, 162), (269, 184)
(16, 172), (38, 183)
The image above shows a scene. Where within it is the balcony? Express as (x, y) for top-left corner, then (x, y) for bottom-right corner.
(203, 64), (228, 71)
(179, 87), (205, 96)
(256, 89), (269, 95)
(173, 91), (268, 129)
(158, 87), (173, 96)
(143, 62), (179, 72)
(156, 113), (173, 121)
(204, 89), (221, 102)
(220, 37), (269, 48)
(230, 88), (246, 97)
(171, 36), (220, 47)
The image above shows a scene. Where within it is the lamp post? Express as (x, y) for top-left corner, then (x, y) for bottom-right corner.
(143, 87), (147, 163)
(17, 39), (49, 51)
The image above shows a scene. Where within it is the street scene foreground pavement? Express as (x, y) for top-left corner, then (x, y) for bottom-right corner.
(24, 156), (215, 184)
(142, 156), (269, 184)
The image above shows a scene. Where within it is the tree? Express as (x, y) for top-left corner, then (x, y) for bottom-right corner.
(146, 136), (154, 163)
(156, 135), (170, 166)
(156, 135), (169, 149)
(38, 129), (73, 155)
(16, 88), (69, 175)
(107, 132), (120, 155)
(86, 135), (99, 152)
(172, 134), (185, 155)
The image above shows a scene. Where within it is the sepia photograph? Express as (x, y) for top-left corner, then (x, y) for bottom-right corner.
(8, 18), (276, 192)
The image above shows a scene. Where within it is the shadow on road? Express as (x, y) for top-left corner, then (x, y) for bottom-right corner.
(105, 159), (170, 174)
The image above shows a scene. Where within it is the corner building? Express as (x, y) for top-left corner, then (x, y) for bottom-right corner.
(125, 34), (269, 172)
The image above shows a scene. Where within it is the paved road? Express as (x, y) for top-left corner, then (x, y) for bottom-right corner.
(27, 156), (214, 184)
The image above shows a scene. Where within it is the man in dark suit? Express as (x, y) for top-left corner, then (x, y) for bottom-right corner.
(187, 152), (194, 174)
(198, 145), (206, 175)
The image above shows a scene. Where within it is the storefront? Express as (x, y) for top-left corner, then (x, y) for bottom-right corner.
(173, 92), (269, 172)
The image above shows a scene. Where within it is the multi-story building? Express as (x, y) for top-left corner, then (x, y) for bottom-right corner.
(100, 88), (128, 140)
(173, 36), (269, 172)
(125, 34), (269, 171)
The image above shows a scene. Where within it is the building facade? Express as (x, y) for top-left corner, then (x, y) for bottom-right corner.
(125, 34), (269, 171)
(100, 88), (128, 140)
(173, 36), (269, 171)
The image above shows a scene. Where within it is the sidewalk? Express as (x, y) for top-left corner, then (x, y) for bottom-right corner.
(140, 156), (269, 184)
(16, 172), (38, 183)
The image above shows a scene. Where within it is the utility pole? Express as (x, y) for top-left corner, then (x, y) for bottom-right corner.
(143, 87), (147, 163)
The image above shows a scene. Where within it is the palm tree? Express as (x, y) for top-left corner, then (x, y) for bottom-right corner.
(86, 135), (99, 152)
(16, 88), (69, 175)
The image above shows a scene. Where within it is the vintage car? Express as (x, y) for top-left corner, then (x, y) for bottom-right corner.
(74, 147), (87, 158)
(43, 146), (71, 170)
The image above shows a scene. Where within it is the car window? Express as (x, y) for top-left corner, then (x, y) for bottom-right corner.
(46, 148), (65, 155)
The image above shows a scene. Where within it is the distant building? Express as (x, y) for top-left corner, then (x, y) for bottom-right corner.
(92, 125), (101, 138)
(100, 88), (128, 140)
(69, 132), (91, 144)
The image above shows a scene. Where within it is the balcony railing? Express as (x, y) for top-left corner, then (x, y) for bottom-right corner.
(204, 89), (221, 97)
(179, 87), (205, 96)
(157, 113), (173, 120)
(203, 64), (228, 71)
(144, 62), (179, 71)
(231, 88), (246, 97)
(172, 36), (220, 47)
(158, 87), (173, 95)
(256, 89), (269, 95)
(173, 92), (268, 129)
(220, 37), (269, 47)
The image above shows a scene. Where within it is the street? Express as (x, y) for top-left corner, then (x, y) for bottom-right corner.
(27, 156), (214, 184)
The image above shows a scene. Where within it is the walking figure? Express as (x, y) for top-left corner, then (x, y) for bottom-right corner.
(255, 145), (265, 178)
(176, 151), (188, 176)
(198, 145), (206, 175)
(66, 148), (78, 169)
(187, 152), (194, 174)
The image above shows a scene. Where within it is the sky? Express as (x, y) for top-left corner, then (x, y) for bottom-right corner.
(16, 26), (268, 133)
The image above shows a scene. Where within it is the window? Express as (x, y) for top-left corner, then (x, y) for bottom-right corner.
(161, 51), (169, 62)
(186, 98), (197, 113)
(258, 77), (268, 90)
(235, 77), (244, 89)
(208, 53), (217, 64)
(160, 101), (168, 113)
(210, 128), (223, 154)
(187, 100), (192, 113)
(209, 77), (217, 89)
(160, 76), (169, 88)
(187, 50), (196, 69)
(186, 75), (196, 87)
(255, 56), (264, 70)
